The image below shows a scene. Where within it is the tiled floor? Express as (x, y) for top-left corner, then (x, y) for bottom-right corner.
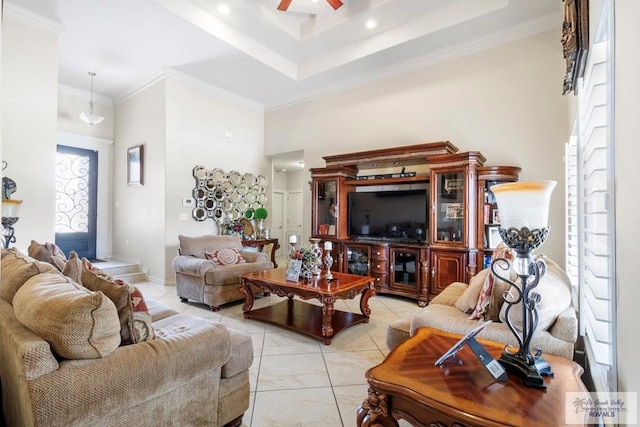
(136, 273), (418, 427)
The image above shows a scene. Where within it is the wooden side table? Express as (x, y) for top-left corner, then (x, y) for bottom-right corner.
(242, 238), (280, 268)
(357, 327), (587, 427)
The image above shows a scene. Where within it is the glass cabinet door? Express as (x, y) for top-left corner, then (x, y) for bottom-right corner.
(390, 248), (419, 290)
(344, 244), (370, 276)
(434, 171), (464, 243)
(314, 179), (338, 237)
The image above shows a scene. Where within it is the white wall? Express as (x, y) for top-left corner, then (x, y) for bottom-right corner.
(614, 0), (640, 397)
(113, 81), (167, 280)
(265, 30), (571, 264)
(163, 77), (267, 281)
(1, 18), (59, 249)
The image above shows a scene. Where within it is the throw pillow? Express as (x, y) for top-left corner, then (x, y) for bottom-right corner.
(13, 272), (121, 359)
(61, 251), (83, 283)
(454, 268), (489, 313)
(0, 248), (57, 303)
(468, 243), (516, 321)
(27, 240), (67, 271)
(499, 254), (572, 332)
(205, 248), (247, 266)
(81, 259), (155, 345)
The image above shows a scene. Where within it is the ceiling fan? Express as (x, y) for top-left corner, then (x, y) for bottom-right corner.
(277, 0), (344, 11)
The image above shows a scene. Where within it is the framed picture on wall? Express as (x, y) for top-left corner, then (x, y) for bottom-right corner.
(127, 145), (144, 186)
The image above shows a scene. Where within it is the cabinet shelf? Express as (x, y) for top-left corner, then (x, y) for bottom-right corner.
(344, 176), (429, 186)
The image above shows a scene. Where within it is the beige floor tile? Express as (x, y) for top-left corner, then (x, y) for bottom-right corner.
(250, 388), (342, 427)
(262, 329), (322, 356)
(257, 353), (330, 391)
(332, 384), (369, 426)
(320, 325), (380, 353)
(324, 350), (385, 387)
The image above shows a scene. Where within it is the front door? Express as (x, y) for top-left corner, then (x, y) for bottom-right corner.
(55, 145), (98, 259)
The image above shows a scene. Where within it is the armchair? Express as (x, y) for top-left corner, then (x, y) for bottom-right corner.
(172, 234), (274, 311)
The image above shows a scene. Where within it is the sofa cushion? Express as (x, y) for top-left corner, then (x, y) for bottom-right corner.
(81, 259), (155, 345)
(27, 240), (67, 271)
(178, 234), (243, 258)
(0, 248), (57, 303)
(469, 243), (516, 321)
(430, 282), (467, 306)
(221, 327), (254, 378)
(61, 250), (83, 283)
(13, 272), (121, 359)
(454, 268), (489, 313)
(499, 254), (572, 332)
(205, 248), (247, 267)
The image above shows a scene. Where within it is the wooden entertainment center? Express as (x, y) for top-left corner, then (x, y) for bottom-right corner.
(310, 142), (520, 306)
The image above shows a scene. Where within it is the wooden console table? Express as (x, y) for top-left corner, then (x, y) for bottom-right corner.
(357, 327), (587, 426)
(239, 269), (376, 345)
(242, 238), (280, 268)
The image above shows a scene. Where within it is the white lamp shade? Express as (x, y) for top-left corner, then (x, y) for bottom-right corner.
(490, 181), (556, 229)
(1, 199), (23, 218)
(79, 109), (105, 125)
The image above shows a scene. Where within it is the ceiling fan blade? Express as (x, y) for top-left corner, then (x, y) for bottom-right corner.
(326, 0), (343, 10)
(277, 0), (292, 11)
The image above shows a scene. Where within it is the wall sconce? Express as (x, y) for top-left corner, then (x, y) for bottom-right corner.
(490, 181), (557, 389)
(2, 162), (23, 249)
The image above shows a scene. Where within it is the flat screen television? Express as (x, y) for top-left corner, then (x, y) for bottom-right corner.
(348, 189), (428, 241)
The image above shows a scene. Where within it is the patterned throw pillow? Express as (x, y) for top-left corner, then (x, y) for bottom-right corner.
(468, 243), (517, 321)
(205, 248), (246, 266)
(81, 259), (155, 345)
(27, 240), (68, 271)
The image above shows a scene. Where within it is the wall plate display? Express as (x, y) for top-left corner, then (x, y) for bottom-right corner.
(191, 165), (268, 227)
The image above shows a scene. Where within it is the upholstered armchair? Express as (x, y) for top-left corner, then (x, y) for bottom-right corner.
(172, 234), (274, 311)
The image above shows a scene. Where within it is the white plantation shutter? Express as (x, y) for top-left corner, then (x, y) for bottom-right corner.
(565, 134), (579, 305)
(572, 3), (617, 394)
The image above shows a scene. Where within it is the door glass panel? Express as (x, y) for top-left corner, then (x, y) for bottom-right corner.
(346, 246), (369, 276)
(55, 152), (90, 233)
(393, 250), (417, 287)
(315, 180), (337, 236)
(434, 172), (464, 242)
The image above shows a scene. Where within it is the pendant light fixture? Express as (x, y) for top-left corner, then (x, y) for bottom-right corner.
(79, 71), (105, 125)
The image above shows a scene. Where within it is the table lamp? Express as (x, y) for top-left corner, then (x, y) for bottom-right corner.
(489, 180), (556, 389)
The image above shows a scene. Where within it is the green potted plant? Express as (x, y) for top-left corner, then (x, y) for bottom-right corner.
(254, 207), (268, 238)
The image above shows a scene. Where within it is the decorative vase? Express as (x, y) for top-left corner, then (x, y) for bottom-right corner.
(308, 238), (323, 276)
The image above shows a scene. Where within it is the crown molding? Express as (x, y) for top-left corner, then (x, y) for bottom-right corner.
(114, 68), (264, 112)
(266, 12), (562, 111)
(58, 84), (114, 107)
(3, 1), (64, 35)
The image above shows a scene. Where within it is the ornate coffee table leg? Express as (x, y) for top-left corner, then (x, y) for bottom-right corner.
(321, 295), (336, 344)
(359, 281), (377, 321)
(357, 388), (398, 427)
(238, 278), (254, 318)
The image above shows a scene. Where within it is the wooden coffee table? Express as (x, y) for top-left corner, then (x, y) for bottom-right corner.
(357, 327), (588, 426)
(239, 269), (376, 345)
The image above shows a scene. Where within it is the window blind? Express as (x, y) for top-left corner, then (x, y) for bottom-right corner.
(574, 8), (617, 394)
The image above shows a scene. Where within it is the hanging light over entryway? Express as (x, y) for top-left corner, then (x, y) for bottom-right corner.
(79, 72), (105, 125)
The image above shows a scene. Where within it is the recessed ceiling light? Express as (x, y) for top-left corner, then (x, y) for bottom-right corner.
(311, 0), (319, 4)
(366, 19), (377, 29)
(281, 168), (287, 172)
(217, 4), (230, 14)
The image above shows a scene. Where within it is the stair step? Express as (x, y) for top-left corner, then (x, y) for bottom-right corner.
(91, 259), (148, 283)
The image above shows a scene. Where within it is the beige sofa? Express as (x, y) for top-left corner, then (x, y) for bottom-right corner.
(0, 248), (253, 427)
(386, 261), (578, 360)
(173, 234), (274, 311)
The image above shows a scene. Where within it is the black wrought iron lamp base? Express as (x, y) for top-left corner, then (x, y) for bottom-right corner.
(498, 352), (553, 389)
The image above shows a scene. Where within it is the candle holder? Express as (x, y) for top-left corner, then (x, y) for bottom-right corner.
(324, 252), (334, 281)
(489, 180), (556, 389)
